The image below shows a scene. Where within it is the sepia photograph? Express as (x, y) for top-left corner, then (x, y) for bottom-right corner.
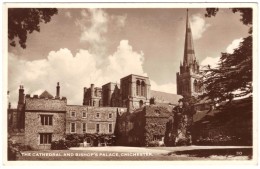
(2, 2), (257, 165)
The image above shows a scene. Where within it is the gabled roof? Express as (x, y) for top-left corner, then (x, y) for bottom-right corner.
(39, 90), (54, 99)
(150, 90), (182, 105)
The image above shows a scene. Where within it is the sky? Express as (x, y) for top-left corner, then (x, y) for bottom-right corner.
(8, 8), (250, 107)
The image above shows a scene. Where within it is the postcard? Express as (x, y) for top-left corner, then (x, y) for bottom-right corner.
(2, 2), (258, 166)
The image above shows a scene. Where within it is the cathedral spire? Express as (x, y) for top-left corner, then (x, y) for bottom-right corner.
(183, 9), (196, 66)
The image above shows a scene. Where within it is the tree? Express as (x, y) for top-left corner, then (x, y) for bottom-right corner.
(8, 8), (58, 49)
(201, 8), (253, 103)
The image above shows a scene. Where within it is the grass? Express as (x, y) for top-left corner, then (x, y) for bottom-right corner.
(16, 146), (252, 161)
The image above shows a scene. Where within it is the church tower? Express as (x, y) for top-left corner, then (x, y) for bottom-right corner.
(176, 9), (202, 97)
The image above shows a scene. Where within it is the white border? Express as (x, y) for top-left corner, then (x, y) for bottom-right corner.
(1, 1), (259, 168)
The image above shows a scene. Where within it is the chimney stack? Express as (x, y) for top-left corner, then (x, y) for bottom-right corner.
(18, 85), (25, 104)
(91, 84), (94, 97)
(56, 82), (60, 99)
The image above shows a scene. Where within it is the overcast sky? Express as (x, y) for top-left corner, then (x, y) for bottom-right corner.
(8, 8), (250, 106)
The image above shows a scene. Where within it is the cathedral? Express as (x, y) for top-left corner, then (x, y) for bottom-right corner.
(8, 10), (202, 149)
(177, 9), (203, 97)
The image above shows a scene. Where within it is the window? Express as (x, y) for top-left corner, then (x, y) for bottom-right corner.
(40, 115), (53, 125)
(139, 100), (144, 108)
(108, 113), (112, 119)
(71, 111), (76, 117)
(96, 113), (100, 118)
(82, 123), (86, 133)
(96, 124), (100, 133)
(109, 123), (112, 133)
(136, 80), (140, 96)
(40, 133), (52, 144)
(141, 81), (146, 96)
(70, 123), (76, 133)
(82, 112), (86, 118)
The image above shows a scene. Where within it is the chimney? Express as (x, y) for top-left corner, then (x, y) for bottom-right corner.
(18, 85), (25, 104)
(8, 102), (11, 109)
(91, 84), (94, 97)
(56, 82), (60, 98)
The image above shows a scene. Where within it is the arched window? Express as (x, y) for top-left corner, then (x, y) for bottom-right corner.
(136, 80), (140, 96)
(194, 80), (198, 92)
(141, 81), (146, 96)
(139, 100), (144, 108)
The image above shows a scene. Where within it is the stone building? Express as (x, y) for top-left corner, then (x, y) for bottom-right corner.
(102, 82), (121, 107)
(65, 105), (126, 146)
(24, 83), (67, 150)
(115, 105), (173, 146)
(120, 74), (151, 112)
(176, 9), (203, 97)
(83, 84), (102, 107)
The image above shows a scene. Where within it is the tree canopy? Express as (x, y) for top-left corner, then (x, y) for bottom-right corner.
(8, 8), (58, 49)
(201, 8), (253, 103)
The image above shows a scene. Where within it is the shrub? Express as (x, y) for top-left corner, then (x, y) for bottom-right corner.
(51, 140), (70, 150)
(8, 140), (19, 161)
(147, 141), (159, 147)
(8, 138), (32, 160)
(65, 134), (83, 147)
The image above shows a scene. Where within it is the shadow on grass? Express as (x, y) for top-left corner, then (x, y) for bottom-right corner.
(168, 148), (252, 159)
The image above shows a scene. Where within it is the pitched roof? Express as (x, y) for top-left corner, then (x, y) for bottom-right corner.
(150, 90), (183, 105)
(39, 90), (54, 99)
(144, 105), (171, 118)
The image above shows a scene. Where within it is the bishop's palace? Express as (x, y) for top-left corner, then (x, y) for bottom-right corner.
(8, 10), (206, 149)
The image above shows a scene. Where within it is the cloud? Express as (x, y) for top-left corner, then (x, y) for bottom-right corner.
(226, 38), (243, 54)
(190, 14), (210, 40)
(8, 39), (179, 107)
(201, 56), (220, 68)
(76, 9), (108, 44)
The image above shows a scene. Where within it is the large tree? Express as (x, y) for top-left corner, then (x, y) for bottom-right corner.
(8, 8), (58, 49)
(201, 8), (253, 103)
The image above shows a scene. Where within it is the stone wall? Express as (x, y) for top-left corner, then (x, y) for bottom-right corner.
(25, 97), (67, 111)
(25, 111), (66, 150)
(66, 105), (127, 135)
